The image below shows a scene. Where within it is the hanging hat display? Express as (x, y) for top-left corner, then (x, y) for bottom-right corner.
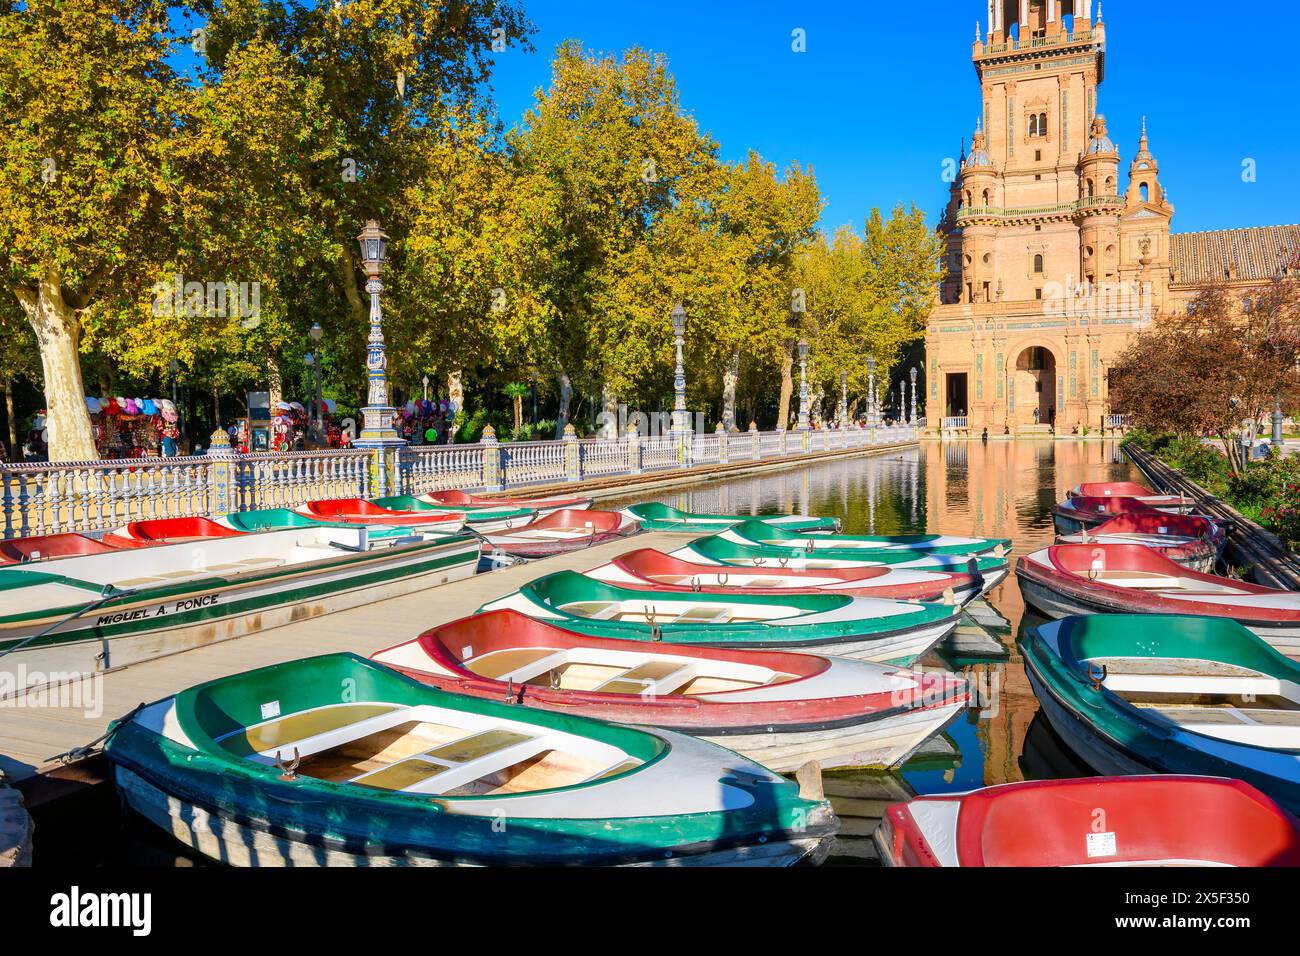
(85, 397), (102, 414)
(162, 407), (179, 423)
(143, 399), (158, 416)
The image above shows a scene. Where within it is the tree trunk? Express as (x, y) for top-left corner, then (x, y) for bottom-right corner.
(512, 396), (523, 434)
(776, 342), (794, 431)
(268, 357), (283, 407)
(2, 385), (14, 460)
(15, 269), (98, 461)
(722, 351), (739, 431)
(446, 370), (464, 442)
(556, 369), (573, 438)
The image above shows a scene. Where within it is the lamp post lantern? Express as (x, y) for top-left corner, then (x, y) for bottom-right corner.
(421, 374), (429, 403)
(796, 338), (810, 431)
(866, 356), (876, 427)
(909, 366), (918, 425)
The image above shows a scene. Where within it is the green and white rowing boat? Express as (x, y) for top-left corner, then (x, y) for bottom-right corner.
(619, 502), (840, 534)
(372, 496), (538, 534)
(1022, 614), (1300, 814)
(219, 508), (445, 542)
(670, 536), (1010, 593)
(104, 653), (837, 866)
(716, 520), (1011, 557)
(480, 571), (962, 665)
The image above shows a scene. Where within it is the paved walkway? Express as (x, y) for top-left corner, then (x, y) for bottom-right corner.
(0, 531), (690, 786)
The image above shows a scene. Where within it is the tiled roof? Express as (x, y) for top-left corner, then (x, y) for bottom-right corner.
(1170, 225), (1300, 285)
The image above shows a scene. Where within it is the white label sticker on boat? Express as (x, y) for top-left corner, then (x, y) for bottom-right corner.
(261, 700), (281, 720)
(1086, 832), (1117, 858)
(462, 645), (473, 659)
(1158, 526), (1168, 534)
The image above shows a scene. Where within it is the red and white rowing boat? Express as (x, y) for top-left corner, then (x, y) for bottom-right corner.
(1016, 542), (1300, 656)
(1067, 480), (1198, 512)
(108, 516), (248, 544)
(477, 509), (639, 558)
(421, 489), (592, 518)
(584, 548), (982, 604)
(297, 498), (467, 533)
(372, 609), (969, 772)
(876, 776), (1300, 867)
(1051, 495), (1209, 535)
(0, 531), (147, 563)
(1055, 511), (1225, 573)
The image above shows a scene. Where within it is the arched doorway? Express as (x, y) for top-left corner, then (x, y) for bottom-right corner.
(1013, 346), (1057, 428)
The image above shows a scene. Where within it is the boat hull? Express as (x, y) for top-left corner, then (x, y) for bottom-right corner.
(701, 702), (965, 772)
(0, 537), (481, 689)
(114, 765), (834, 868)
(1016, 557), (1300, 658)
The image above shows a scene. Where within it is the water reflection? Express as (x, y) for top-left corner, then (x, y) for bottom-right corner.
(608, 438), (1139, 864)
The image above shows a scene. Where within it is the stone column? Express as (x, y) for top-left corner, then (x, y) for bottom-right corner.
(626, 422), (642, 475)
(563, 423), (582, 482)
(206, 428), (237, 516)
(481, 425), (502, 491)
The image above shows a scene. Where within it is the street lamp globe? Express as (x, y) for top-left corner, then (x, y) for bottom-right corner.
(357, 220), (390, 278)
(910, 366), (918, 384)
(798, 338), (809, 361)
(310, 322), (323, 343)
(671, 303), (686, 337)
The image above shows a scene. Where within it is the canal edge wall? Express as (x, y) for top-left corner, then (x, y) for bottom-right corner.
(1125, 445), (1300, 590)
(476, 440), (920, 503)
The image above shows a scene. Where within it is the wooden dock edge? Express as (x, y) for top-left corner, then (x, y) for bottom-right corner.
(1126, 445), (1300, 590)
(0, 772), (34, 867)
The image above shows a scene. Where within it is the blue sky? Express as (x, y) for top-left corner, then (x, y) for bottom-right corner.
(486, 0), (1300, 235)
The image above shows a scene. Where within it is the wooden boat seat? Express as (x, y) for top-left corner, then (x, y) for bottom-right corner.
(217, 703), (403, 758)
(468, 648), (562, 680)
(1092, 657), (1263, 678)
(206, 557), (287, 572)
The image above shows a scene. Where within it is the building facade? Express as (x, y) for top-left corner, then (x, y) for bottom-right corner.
(926, 1), (1299, 434)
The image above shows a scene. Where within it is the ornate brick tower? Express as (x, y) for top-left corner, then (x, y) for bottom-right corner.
(926, 1), (1172, 435)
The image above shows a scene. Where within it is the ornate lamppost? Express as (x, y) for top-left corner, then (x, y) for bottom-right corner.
(909, 366), (918, 425)
(866, 356), (877, 426)
(308, 322), (324, 442)
(839, 371), (848, 427)
(421, 374), (429, 403)
(353, 220), (403, 493)
(670, 304), (691, 439)
(796, 338), (811, 431)
(898, 379), (905, 426)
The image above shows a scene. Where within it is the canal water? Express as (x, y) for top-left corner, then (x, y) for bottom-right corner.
(30, 438), (1137, 866)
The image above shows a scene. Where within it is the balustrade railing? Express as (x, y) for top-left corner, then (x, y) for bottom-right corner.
(235, 449), (372, 511)
(501, 440), (568, 487)
(401, 444), (487, 495)
(1, 425), (920, 538)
